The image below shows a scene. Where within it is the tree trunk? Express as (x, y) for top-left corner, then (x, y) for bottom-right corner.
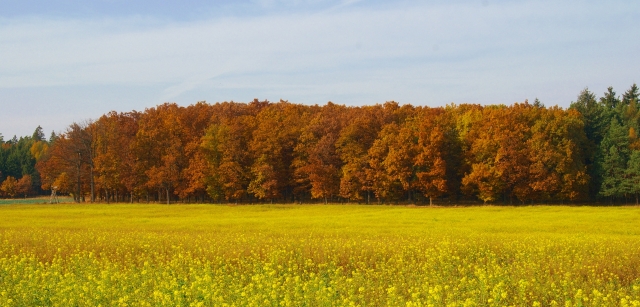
(430, 197), (433, 206)
(166, 187), (170, 205)
(90, 166), (95, 203)
(76, 158), (81, 203)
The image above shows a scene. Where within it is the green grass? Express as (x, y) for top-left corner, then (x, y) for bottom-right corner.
(0, 196), (73, 205)
(0, 204), (639, 306)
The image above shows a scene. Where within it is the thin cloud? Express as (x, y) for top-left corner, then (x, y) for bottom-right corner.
(0, 0), (638, 137)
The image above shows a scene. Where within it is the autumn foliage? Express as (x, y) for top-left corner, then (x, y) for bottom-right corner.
(0, 83), (630, 204)
(27, 99), (590, 205)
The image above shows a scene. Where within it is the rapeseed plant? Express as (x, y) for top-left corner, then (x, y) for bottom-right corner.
(0, 204), (638, 306)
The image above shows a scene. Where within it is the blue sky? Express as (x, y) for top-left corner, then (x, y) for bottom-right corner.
(1, 0), (639, 138)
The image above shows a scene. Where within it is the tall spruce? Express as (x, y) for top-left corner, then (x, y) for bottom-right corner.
(32, 126), (45, 142)
(570, 88), (607, 199)
(622, 83), (639, 106)
(599, 118), (629, 202)
(601, 87), (621, 109)
(624, 151), (640, 205)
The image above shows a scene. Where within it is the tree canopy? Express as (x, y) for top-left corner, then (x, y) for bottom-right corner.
(2, 84), (639, 204)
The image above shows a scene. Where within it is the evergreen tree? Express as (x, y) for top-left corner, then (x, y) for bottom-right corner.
(4, 150), (22, 179)
(533, 98), (544, 108)
(622, 83), (639, 106)
(599, 87), (621, 125)
(570, 88), (606, 144)
(601, 118), (630, 162)
(623, 98), (640, 130)
(600, 86), (620, 109)
(0, 140), (5, 181)
(0, 140), (5, 191)
(570, 88), (608, 199)
(624, 150), (640, 204)
(32, 126), (45, 142)
(600, 146), (625, 201)
(599, 118), (630, 202)
(49, 131), (58, 144)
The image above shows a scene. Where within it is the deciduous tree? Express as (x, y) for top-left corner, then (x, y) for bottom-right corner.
(294, 102), (346, 203)
(16, 174), (32, 198)
(248, 101), (307, 202)
(415, 108), (450, 205)
(336, 105), (390, 203)
(1, 176), (17, 198)
(36, 122), (95, 202)
(462, 104), (534, 204)
(136, 103), (186, 204)
(528, 107), (589, 201)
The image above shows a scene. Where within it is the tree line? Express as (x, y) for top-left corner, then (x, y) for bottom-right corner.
(1, 84), (638, 204)
(0, 126), (52, 198)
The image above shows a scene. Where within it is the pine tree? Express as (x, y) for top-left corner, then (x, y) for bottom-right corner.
(533, 98), (544, 108)
(600, 87), (620, 109)
(32, 126), (45, 142)
(622, 83), (639, 106)
(571, 88), (606, 144)
(623, 98), (640, 130)
(570, 88), (609, 199)
(600, 146), (625, 201)
(624, 150), (640, 205)
(599, 118), (630, 202)
(49, 131), (58, 144)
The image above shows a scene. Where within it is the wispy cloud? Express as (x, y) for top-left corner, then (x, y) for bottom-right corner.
(325, 0), (365, 11)
(0, 0), (639, 137)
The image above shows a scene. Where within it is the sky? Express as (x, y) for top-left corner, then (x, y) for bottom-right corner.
(0, 0), (639, 138)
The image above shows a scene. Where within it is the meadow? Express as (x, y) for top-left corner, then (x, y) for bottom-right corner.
(0, 203), (639, 306)
(0, 196), (73, 205)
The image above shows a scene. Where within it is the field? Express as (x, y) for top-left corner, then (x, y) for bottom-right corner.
(0, 196), (73, 205)
(1, 204), (639, 306)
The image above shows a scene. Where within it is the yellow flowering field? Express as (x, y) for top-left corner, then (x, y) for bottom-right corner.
(0, 204), (639, 306)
